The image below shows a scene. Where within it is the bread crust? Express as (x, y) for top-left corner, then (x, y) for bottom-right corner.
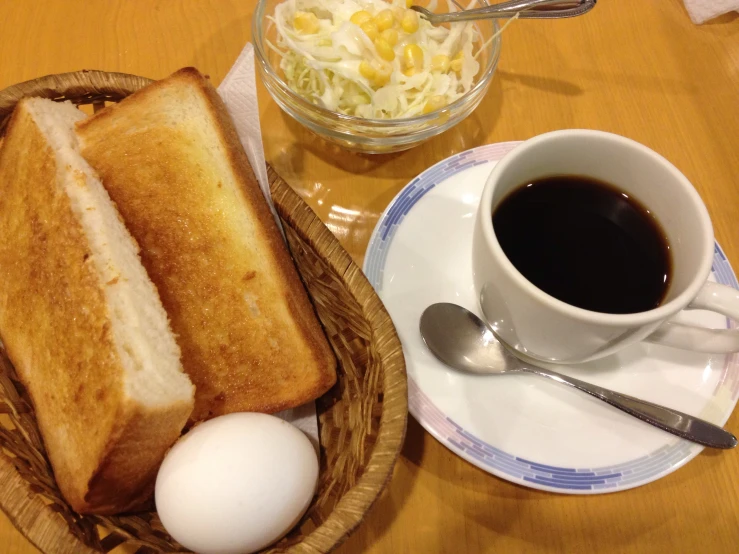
(0, 100), (192, 514)
(77, 68), (336, 421)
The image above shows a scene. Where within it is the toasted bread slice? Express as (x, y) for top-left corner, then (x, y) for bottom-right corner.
(0, 98), (194, 514)
(76, 68), (336, 421)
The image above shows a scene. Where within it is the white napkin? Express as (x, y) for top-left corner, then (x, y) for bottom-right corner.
(683, 0), (739, 23)
(217, 43), (283, 234)
(216, 44), (319, 450)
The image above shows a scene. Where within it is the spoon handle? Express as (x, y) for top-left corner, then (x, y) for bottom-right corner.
(521, 366), (737, 449)
(412, 0), (596, 24)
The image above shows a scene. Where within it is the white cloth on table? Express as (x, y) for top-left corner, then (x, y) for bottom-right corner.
(683, 0), (739, 24)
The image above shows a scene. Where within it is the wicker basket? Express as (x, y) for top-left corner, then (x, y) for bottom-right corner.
(0, 70), (407, 554)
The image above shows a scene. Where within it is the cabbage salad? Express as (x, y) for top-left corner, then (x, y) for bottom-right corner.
(268, 0), (512, 119)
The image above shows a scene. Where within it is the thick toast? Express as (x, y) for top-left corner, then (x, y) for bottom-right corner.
(77, 68), (336, 421)
(0, 98), (194, 514)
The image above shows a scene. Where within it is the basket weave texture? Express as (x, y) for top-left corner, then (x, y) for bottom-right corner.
(0, 70), (407, 554)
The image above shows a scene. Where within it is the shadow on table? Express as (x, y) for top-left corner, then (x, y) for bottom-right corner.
(467, 456), (724, 549)
(336, 416), (426, 552)
(397, 409), (735, 550)
(497, 69), (584, 97)
(698, 11), (738, 25)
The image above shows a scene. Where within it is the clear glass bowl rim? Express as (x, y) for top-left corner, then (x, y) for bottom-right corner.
(251, 0), (502, 128)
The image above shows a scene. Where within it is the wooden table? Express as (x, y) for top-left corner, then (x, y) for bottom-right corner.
(1, 0), (738, 552)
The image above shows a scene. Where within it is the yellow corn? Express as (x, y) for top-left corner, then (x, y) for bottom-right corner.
(380, 28), (398, 46)
(374, 64), (392, 87)
(293, 11), (320, 34)
(360, 21), (379, 41)
(406, 0), (414, 7)
(431, 54), (450, 72)
(374, 9), (394, 32)
(423, 95), (447, 114)
(401, 9), (419, 33)
(359, 60), (376, 80)
(350, 10), (372, 26)
(403, 44), (424, 76)
(450, 51), (464, 73)
(374, 38), (396, 61)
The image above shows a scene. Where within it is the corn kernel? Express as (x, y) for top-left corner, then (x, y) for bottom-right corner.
(406, 0), (414, 7)
(401, 9), (419, 33)
(450, 51), (464, 73)
(374, 64), (392, 87)
(350, 10), (372, 26)
(423, 95), (446, 114)
(403, 44), (424, 76)
(374, 38), (396, 61)
(374, 73), (391, 87)
(380, 28), (398, 46)
(431, 54), (450, 72)
(374, 9), (394, 32)
(359, 60), (376, 80)
(293, 11), (320, 34)
(360, 21), (379, 41)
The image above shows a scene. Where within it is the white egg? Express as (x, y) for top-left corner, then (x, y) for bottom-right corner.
(155, 413), (319, 554)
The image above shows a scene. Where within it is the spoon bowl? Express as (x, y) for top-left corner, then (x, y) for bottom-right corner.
(420, 302), (517, 374)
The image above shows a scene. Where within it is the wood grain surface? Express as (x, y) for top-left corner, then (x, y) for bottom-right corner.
(1, 0), (738, 552)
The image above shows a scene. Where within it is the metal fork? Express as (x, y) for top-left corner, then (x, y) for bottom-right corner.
(411, 0), (597, 24)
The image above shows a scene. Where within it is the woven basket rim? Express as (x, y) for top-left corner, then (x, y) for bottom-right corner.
(0, 69), (408, 554)
(0, 69), (155, 112)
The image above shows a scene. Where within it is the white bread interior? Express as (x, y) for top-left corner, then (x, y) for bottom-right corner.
(27, 98), (193, 406)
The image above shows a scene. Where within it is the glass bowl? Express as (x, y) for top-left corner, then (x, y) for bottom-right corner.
(252, 0), (501, 154)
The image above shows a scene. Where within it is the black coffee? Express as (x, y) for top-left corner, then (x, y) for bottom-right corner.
(492, 175), (671, 314)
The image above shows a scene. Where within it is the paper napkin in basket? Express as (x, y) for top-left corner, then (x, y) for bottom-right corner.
(683, 0), (738, 23)
(217, 43), (319, 450)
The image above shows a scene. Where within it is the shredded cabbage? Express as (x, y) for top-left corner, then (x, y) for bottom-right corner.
(268, 0), (514, 119)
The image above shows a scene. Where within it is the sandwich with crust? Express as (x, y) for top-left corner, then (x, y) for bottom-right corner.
(0, 98), (195, 514)
(76, 68), (336, 422)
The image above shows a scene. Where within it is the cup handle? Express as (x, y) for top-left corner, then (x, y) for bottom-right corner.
(646, 282), (739, 353)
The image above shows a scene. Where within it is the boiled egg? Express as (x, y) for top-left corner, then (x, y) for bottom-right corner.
(155, 413), (319, 554)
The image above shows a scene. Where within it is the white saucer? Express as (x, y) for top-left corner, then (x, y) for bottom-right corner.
(363, 142), (739, 494)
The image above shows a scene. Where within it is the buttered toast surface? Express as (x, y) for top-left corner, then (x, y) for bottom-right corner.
(77, 68), (336, 422)
(0, 98), (194, 514)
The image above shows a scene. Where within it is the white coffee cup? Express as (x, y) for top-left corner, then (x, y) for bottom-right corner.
(472, 129), (739, 364)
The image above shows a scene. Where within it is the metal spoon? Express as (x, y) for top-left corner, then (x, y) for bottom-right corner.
(411, 0), (597, 24)
(419, 302), (738, 449)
